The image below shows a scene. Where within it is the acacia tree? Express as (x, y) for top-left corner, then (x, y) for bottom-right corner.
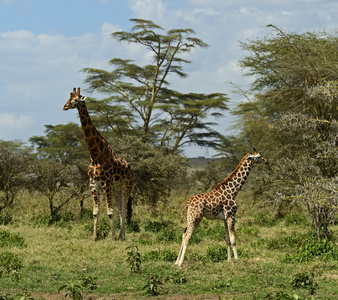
(0, 141), (32, 212)
(232, 25), (337, 238)
(83, 19), (228, 153)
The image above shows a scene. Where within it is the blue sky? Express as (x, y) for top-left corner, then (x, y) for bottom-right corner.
(0, 0), (337, 157)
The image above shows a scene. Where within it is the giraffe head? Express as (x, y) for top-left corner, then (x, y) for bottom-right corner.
(63, 87), (86, 111)
(248, 148), (269, 164)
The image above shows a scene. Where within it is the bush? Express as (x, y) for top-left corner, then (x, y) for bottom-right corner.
(144, 221), (168, 233)
(0, 213), (12, 226)
(253, 212), (277, 227)
(0, 251), (23, 281)
(33, 212), (74, 228)
(0, 230), (26, 248)
(206, 245), (228, 262)
(284, 238), (338, 263)
(142, 249), (177, 262)
(284, 214), (309, 226)
(291, 272), (318, 295)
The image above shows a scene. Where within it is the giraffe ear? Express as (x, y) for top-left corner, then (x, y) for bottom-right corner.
(80, 96), (86, 101)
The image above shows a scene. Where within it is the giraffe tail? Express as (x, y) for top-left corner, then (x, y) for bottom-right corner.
(126, 196), (133, 224)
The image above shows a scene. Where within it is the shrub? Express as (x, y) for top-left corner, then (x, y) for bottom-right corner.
(143, 274), (164, 296)
(284, 238), (338, 263)
(33, 212), (74, 228)
(0, 230), (26, 248)
(284, 214), (309, 226)
(142, 249), (177, 262)
(0, 213), (12, 226)
(126, 245), (141, 273)
(291, 272), (318, 295)
(144, 221), (168, 233)
(0, 251), (23, 281)
(253, 212), (277, 227)
(206, 245), (228, 262)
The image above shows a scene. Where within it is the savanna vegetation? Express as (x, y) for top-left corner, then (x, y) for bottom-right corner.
(0, 21), (337, 299)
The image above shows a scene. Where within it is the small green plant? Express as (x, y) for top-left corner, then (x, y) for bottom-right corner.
(156, 227), (177, 242)
(142, 249), (177, 262)
(0, 230), (26, 248)
(291, 272), (318, 295)
(33, 212), (74, 228)
(240, 226), (259, 236)
(284, 214), (309, 226)
(264, 291), (310, 299)
(58, 282), (83, 300)
(144, 220), (168, 232)
(0, 251), (23, 281)
(206, 245), (228, 262)
(143, 274), (164, 296)
(78, 273), (98, 291)
(0, 212), (12, 225)
(84, 219), (111, 240)
(126, 245), (141, 273)
(254, 212), (277, 227)
(166, 270), (188, 284)
(284, 238), (338, 263)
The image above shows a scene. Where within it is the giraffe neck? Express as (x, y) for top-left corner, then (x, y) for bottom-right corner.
(214, 154), (253, 196)
(77, 102), (112, 162)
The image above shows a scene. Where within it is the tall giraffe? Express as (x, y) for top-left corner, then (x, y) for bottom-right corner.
(63, 87), (133, 241)
(175, 149), (269, 267)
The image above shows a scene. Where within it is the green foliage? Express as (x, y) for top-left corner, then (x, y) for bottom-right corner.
(0, 251), (23, 281)
(58, 282), (83, 300)
(126, 220), (141, 233)
(233, 26), (338, 236)
(58, 273), (98, 300)
(165, 270), (188, 284)
(142, 249), (177, 262)
(284, 238), (338, 263)
(143, 274), (164, 296)
(0, 230), (26, 248)
(284, 214), (309, 227)
(144, 220), (168, 233)
(33, 212), (74, 228)
(0, 212), (12, 226)
(126, 245), (142, 273)
(264, 291), (314, 300)
(291, 272), (318, 295)
(206, 245), (228, 262)
(254, 212), (278, 227)
(239, 226), (259, 236)
(83, 19), (228, 152)
(84, 218), (111, 240)
(156, 227), (177, 242)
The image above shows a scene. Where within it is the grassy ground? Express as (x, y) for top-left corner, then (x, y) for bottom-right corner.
(0, 191), (337, 299)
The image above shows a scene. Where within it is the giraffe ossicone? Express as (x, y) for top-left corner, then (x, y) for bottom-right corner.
(175, 150), (269, 267)
(63, 87), (134, 241)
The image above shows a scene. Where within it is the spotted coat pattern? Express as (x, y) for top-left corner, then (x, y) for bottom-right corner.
(63, 87), (133, 241)
(175, 151), (269, 267)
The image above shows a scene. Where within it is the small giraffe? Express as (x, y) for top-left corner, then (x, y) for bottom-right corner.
(175, 149), (269, 267)
(63, 87), (134, 241)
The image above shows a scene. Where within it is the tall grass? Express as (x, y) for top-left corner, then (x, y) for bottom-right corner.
(0, 190), (337, 299)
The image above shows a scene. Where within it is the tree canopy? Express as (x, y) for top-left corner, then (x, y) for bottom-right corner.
(233, 25), (337, 239)
(82, 18), (229, 153)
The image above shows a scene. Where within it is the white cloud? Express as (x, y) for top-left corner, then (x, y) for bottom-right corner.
(0, 114), (34, 141)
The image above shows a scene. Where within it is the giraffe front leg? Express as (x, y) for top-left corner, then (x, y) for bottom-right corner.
(227, 217), (238, 260)
(224, 220), (232, 261)
(90, 178), (100, 241)
(104, 185), (117, 241)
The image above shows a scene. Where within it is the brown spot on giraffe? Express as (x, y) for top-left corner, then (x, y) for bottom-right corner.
(175, 150), (269, 267)
(63, 87), (134, 241)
